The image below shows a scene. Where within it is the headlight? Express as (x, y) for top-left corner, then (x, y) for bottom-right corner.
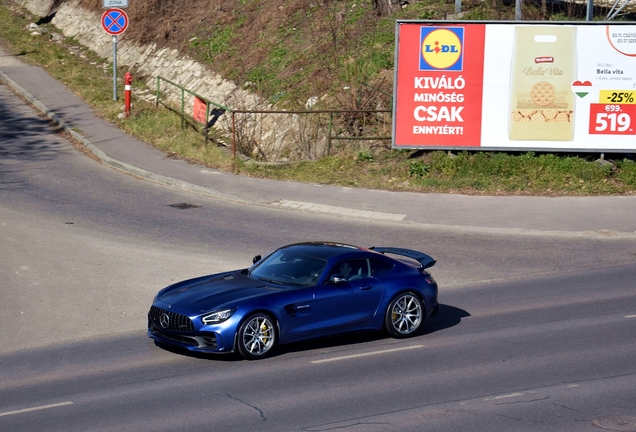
(202, 308), (237, 325)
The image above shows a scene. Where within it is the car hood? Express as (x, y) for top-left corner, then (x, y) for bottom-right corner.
(156, 271), (283, 312)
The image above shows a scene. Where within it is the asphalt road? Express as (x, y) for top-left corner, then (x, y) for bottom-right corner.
(1, 81), (636, 431)
(2, 266), (635, 431)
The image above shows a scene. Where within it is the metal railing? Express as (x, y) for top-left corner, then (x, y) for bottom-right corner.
(229, 109), (392, 158)
(155, 76), (231, 142)
(154, 77), (393, 160)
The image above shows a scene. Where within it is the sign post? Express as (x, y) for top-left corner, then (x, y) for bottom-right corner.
(101, 8), (129, 101)
(112, 35), (117, 101)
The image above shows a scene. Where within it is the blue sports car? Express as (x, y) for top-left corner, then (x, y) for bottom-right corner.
(148, 242), (438, 360)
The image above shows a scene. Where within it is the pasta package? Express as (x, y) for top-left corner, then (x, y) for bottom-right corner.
(509, 26), (577, 141)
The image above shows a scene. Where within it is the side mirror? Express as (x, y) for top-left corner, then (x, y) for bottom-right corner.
(252, 255), (262, 264)
(329, 274), (347, 284)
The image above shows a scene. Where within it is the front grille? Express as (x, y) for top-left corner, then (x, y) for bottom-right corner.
(149, 325), (218, 349)
(150, 326), (199, 347)
(149, 306), (195, 332)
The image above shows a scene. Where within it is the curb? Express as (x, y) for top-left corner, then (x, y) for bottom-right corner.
(0, 69), (251, 205)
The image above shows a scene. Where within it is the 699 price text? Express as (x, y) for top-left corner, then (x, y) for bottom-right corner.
(589, 103), (636, 135)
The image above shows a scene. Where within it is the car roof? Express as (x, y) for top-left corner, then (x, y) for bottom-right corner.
(276, 243), (433, 270)
(278, 242), (368, 260)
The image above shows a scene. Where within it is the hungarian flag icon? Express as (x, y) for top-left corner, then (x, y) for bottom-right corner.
(571, 80), (593, 98)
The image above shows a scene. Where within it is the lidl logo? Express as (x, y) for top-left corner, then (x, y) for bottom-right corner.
(420, 27), (464, 71)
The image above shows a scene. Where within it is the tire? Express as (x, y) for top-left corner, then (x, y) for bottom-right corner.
(385, 292), (423, 338)
(236, 313), (277, 360)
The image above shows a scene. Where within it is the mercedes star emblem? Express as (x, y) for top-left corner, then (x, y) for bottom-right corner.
(159, 312), (170, 329)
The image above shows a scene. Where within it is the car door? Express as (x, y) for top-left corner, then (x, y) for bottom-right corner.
(275, 285), (318, 343)
(312, 258), (384, 333)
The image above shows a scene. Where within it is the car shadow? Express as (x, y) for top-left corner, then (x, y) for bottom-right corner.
(420, 303), (471, 336)
(153, 303), (470, 361)
(277, 303), (470, 357)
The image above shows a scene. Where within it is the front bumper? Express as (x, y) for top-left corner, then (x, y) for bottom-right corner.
(147, 312), (234, 353)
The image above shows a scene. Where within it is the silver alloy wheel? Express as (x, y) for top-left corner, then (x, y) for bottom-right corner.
(241, 315), (275, 356)
(390, 294), (422, 335)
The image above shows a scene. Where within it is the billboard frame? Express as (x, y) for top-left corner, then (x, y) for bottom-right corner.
(392, 20), (636, 154)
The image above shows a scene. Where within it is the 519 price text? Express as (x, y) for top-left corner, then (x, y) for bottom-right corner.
(589, 104), (636, 135)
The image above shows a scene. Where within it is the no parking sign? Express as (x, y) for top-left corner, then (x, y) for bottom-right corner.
(101, 8), (128, 35)
(101, 8), (129, 101)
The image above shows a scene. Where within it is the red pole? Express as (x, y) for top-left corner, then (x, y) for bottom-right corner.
(232, 111), (236, 158)
(124, 71), (132, 117)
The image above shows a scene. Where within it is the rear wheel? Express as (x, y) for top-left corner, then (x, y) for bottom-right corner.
(237, 313), (277, 360)
(385, 292), (423, 338)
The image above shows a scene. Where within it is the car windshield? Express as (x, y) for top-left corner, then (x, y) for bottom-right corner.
(248, 250), (327, 287)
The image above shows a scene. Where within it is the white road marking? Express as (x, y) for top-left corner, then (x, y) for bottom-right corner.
(484, 392), (525, 401)
(269, 199), (406, 221)
(625, 314), (636, 318)
(311, 345), (424, 364)
(0, 402), (73, 417)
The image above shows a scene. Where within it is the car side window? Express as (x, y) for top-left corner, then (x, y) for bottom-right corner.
(328, 259), (369, 282)
(369, 258), (394, 277)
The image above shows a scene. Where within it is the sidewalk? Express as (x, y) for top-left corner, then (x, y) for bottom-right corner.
(1, 46), (635, 236)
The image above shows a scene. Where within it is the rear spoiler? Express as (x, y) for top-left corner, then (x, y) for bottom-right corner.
(370, 247), (436, 269)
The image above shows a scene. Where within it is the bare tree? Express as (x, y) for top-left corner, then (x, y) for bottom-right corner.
(373, 0), (402, 16)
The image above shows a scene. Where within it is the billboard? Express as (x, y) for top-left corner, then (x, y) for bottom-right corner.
(392, 21), (636, 152)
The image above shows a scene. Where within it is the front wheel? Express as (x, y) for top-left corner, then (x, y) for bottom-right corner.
(236, 313), (277, 360)
(385, 292), (423, 338)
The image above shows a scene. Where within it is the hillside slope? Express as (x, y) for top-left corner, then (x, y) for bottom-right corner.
(24, 0), (600, 111)
(69, 0), (447, 109)
(26, 0), (611, 111)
